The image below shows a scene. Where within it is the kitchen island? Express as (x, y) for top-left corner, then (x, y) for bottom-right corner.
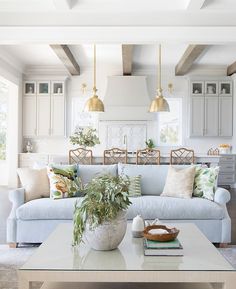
(19, 153), (236, 186)
(19, 152), (221, 167)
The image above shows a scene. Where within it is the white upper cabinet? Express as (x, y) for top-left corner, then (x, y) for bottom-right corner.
(23, 80), (66, 138)
(38, 81), (50, 95)
(219, 81), (232, 96)
(219, 97), (233, 137)
(23, 95), (37, 137)
(191, 81), (204, 96)
(204, 96), (219, 137)
(52, 81), (64, 95)
(51, 95), (65, 137)
(190, 96), (204, 137)
(205, 81), (218, 96)
(24, 81), (36, 95)
(37, 95), (51, 137)
(190, 80), (233, 138)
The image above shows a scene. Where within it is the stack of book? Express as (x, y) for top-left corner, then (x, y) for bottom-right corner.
(143, 238), (183, 256)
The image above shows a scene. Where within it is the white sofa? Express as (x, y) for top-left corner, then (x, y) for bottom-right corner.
(7, 164), (231, 246)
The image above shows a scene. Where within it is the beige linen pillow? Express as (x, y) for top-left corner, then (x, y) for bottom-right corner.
(161, 166), (196, 199)
(17, 168), (50, 202)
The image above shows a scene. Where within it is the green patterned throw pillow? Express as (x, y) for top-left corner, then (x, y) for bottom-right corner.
(47, 164), (83, 199)
(128, 175), (142, 197)
(193, 166), (219, 201)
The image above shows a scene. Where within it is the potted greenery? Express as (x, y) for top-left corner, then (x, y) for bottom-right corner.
(73, 174), (131, 250)
(145, 138), (155, 149)
(70, 127), (100, 148)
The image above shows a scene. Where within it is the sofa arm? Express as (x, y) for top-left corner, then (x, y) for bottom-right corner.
(8, 188), (25, 217)
(7, 188), (25, 243)
(214, 187), (231, 205)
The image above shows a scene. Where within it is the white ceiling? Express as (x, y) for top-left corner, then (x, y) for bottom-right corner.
(0, 0), (190, 12)
(1, 0), (236, 45)
(197, 45), (236, 66)
(2, 45), (62, 66)
(2, 44), (236, 72)
(0, 0), (236, 12)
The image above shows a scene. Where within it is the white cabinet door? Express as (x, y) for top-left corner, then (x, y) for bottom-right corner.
(23, 95), (37, 137)
(51, 95), (65, 137)
(37, 95), (51, 137)
(204, 96), (219, 137)
(190, 96), (204, 137)
(219, 96), (233, 137)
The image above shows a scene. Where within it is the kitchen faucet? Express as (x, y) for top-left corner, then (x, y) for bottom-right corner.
(123, 134), (128, 151)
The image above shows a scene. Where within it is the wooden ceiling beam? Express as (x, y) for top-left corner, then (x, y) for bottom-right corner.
(227, 61), (236, 76)
(122, 45), (134, 76)
(175, 45), (207, 76)
(50, 44), (80, 76)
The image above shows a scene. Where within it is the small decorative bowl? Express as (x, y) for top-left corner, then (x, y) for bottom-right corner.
(142, 225), (179, 242)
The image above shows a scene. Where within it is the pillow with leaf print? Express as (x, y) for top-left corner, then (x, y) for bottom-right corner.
(193, 166), (219, 201)
(47, 164), (83, 199)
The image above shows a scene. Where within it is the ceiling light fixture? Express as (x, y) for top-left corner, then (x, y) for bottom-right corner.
(84, 44), (104, 112)
(149, 44), (170, 112)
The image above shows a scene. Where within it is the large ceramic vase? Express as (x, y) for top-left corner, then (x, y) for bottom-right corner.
(84, 211), (127, 251)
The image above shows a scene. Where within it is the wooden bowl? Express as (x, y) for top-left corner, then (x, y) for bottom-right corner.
(143, 225), (179, 242)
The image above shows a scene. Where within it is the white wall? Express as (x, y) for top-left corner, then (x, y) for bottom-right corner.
(29, 65), (234, 156)
(0, 58), (22, 243)
(0, 58), (22, 187)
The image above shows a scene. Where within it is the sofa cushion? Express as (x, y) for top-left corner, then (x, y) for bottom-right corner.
(16, 198), (81, 220)
(161, 166), (196, 199)
(47, 164), (83, 199)
(78, 164), (117, 185)
(16, 195), (224, 221)
(118, 163), (170, 195)
(17, 168), (50, 202)
(127, 196), (225, 220)
(128, 175), (142, 197)
(193, 166), (219, 201)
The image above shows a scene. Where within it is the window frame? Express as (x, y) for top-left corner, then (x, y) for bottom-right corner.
(157, 97), (183, 147)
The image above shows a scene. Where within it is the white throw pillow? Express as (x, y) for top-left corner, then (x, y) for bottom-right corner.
(17, 168), (50, 202)
(161, 166), (196, 199)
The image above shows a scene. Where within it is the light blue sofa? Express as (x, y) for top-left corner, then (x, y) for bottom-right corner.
(7, 164), (231, 246)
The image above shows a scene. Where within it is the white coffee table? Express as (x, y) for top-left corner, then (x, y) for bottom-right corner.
(18, 223), (235, 289)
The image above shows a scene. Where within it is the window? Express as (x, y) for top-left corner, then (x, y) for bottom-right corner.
(158, 98), (182, 146)
(0, 81), (8, 160)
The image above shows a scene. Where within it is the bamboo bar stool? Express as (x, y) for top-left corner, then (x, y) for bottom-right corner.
(69, 147), (93, 165)
(170, 147), (195, 165)
(136, 148), (161, 165)
(103, 148), (127, 164)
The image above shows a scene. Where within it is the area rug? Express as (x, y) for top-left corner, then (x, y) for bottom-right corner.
(0, 245), (235, 289)
(218, 247), (236, 267)
(0, 245), (40, 289)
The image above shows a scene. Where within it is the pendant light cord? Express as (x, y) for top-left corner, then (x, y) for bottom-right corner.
(158, 44), (161, 91)
(93, 44), (96, 93)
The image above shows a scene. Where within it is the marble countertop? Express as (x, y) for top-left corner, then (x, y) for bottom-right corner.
(19, 153), (226, 158)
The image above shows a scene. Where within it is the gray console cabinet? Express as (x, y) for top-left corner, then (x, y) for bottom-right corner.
(218, 155), (236, 186)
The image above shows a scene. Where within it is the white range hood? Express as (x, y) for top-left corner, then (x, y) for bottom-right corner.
(99, 76), (155, 121)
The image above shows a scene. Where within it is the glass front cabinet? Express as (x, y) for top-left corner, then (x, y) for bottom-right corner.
(190, 80), (233, 137)
(23, 80), (66, 138)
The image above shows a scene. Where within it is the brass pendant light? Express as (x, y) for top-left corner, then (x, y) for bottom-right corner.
(149, 44), (170, 112)
(84, 45), (104, 112)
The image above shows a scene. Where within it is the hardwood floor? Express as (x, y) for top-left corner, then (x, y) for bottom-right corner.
(227, 189), (236, 244)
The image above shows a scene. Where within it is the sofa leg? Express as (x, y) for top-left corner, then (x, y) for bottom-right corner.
(219, 243), (228, 248)
(8, 243), (18, 248)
